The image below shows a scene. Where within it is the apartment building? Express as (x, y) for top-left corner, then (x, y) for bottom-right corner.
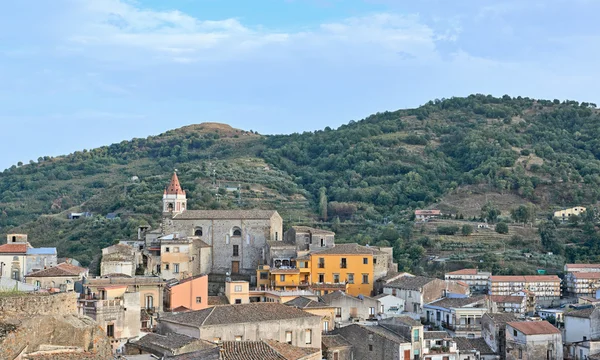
(489, 275), (561, 307)
(445, 268), (491, 294)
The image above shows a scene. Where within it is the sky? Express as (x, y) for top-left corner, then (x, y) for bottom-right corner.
(0, 0), (599, 170)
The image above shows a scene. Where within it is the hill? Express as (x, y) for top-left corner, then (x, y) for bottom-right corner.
(2, 94), (600, 273)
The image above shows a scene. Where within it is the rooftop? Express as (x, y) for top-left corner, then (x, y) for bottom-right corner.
(321, 334), (353, 349)
(0, 243), (28, 254)
(165, 172), (185, 195)
(484, 313), (520, 324)
(572, 272), (600, 279)
(284, 296), (330, 309)
(321, 290), (372, 303)
(385, 275), (437, 290)
(424, 331), (451, 340)
(565, 307), (596, 319)
(160, 303), (319, 327)
(173, 210), (278, 220)
(490, 275), (561, 282)
(26, 262), (87, 278)
(344, 324), (409, 344)
(425, 295), (487, 309)
(291, 226), (335, 235)
(565, 264), (600, 270)
(508, 321), (560, 335)
(446, 268), (490, 276)
(453, 337), (494, 354)
(490, 295), (525, 303)
(86, 276), (165, 286)
(311, 243), (385, 256)
(131, 332), (214, 353)
(208, 295), (229, 306)
(415, 210), (441, 215)
(380, 316), (422, 327)
(26, 247), (57, 255)
(220, 340), (319, 360)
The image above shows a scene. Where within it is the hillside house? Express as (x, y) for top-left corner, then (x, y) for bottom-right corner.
(164, 274), (209, 312)
(489, 295), (526, 314)
(488, 275), (561, 307)
(415, 210), (442, 221)
(25, 262), (88, 291)
(554, 207), (586, 222)
(373, 293), (406, 318)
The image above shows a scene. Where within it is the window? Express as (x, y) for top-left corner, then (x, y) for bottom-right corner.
(318, 258), (325, 268)
(13, 256), (18, 261)
(164, 263), (170, 270)
(145, 295), (154, 309)
(348, 273), (354, 284)
(235, 285), (242, 292)
(173, 247), (180, 253)
(260, 272), (268, 280)
(35, 280), (41, 288)
(318, 274), (325, 283)
(235, 336), (243, 341)
(195, 228), (203, 236)
(369, 307), (375, 315)
(233, 245), (239, 257)
(286, 331), (292, 344)
(106, 324), (115, 338)
(174, 263), (180, 273)
(335, 308), (342, 318)
(514, 329), (518, 337)
(362, 274), (369, 284)
(369, 345), (373, 351)
(232, 227), (242, 236)
(413, 329), (419, 342)
(368, 334), (373, 341)
(363, 257), (368, 265)
(275, 232), (279, 241)
(334, 353), (339, 360)
(165, 247), (170, 252)
(280, 274), (285, 282)
(323, 321), (329, 332)
(341, 258), (347, 268)
(518, 349), (523, 359)
(320, 238), (325, 247)
(305, 329), (312, 344)
(373, 258), (377, 264)
(11, 236), (16, 242)
(333, 274), (340, 283)
(235, 299), (242, 304)
(196, 297), (202, 304)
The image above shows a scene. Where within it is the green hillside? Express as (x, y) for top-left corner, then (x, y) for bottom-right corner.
(2, 95), (600, 272)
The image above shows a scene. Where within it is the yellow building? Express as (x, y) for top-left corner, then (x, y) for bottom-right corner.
(309, 243), (375, 297)
(554, 206), (586, 221)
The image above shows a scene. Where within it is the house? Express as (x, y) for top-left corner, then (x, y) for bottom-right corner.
(563, 306), (600, 343)
(321, 290), (379, 323)
(383, 276), (469, 316)
(224, 280), (250, 304)
(565, 263), (600, 273)
(220, 339), (322, 360)
(249, 288), (320, 304)
(554, 207), (586, 221)
(489, 295), (526, 314)
(25, 262), (88, 291)
(423, 296), (489, 338)
(415, 210), (442, 221)
(537, 308), (564, 326)
(101, 244), (139, 277)
(0, 242), (28, 281)
(162, 172), (283, 276)
(373, 293), (405, 318)
(379, 316), (425, 359)
(331, 324), (413, 360)
(423, 331), (455, 360)
(285, 226), (336, 252)
(25, 247), (57, 275)
(374, 272), (414, 295)
(157, 302), (322, 349)
(453, 337), (499, 360)
(565, 271), (600, 296)
(445, 269), (491, 294)
(505, 321), (562, 360)
(488, 275), (561, 307)
(481, 313), (520, 360)
(124, 332), (218, 357)
(68, 211), (93, 220)
(285, 296), (336, 332)
(164, 275), (208, 312)
(322, 334), (354, 360)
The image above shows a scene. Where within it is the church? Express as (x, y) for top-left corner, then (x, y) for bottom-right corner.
(159, 172), (283, 276)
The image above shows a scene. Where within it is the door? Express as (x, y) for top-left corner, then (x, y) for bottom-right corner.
(232, 261), (240, 274)
(350, 307), (358, 318)
(404, 350), (410, 359)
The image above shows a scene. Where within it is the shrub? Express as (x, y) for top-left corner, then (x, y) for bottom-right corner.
(437, 225), (459, 235)
(462, 225), (473, 236)
(495, 222), (509, 234)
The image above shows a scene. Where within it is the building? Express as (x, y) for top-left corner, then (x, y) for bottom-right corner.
(565, 271), (600, 296)
(220, 339), (322, 360)
(564, 306), (600, 343)
(0, 242), (28, 281)
(453, 337), (499, 360)
(423, 296), (489, 338)
(224, 280), (250, 304)
(332, 324), (413, 360)
(285, 226), (336, 252)
(162, 173), (283, 276)
(445, 269), (491, 294)
(164, 275), (209, 312)
(565, 264), (600, 273)
(379, 316), (425, 359)
(537, 309), (564, 327)
(488, 275), (561, 307)
(321, 290), (379, 324)
(373, 293), (405, 318)
(505, 321), (562, 360)
(158, 302), (322, 349)
(554, 207), (586, 221)
(481, 313), (520, 360)
(423, 331), (457, 360)
(322, 334), (354, 360)
(415, 210), (442, 221)
(124, 332), (218, 357)
(25, 247), (57, 275)
(25, 262), (88, 291)
(383, 276), (469, 316)
(285, 296), (336, 332)
(249, 288), (319, 304)
(489, 295), (526, 314)
(101, 244), (139, 277)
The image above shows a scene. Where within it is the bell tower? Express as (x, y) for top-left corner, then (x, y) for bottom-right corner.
(163, 172), (187, 216)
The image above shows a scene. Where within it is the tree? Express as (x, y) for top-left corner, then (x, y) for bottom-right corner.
(511, 204), (536, 226)
(462, 224), (473, 236)
(568, 214), (580, 227)
(318, 187), (328, 221)
(495, 222), (509, 234)
(437, 226), (459, 235)
(481, 201), (501, 223)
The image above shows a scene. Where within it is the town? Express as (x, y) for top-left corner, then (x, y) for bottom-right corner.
(0, 172), (598, 360)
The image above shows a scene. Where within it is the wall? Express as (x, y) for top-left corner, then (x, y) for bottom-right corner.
(0, 253), (26, 281)
(564, 316), (591, 343)
(334, 325), (404, 360)
(481, 315), (501, 354)
(325, 294), (378, 322)
(167, 275), (209, 311)
(101, 260), (135, 277)
(302, 307), (336, 332)
(0, 292), (77, 316)
(384, 287), (422, 315)
(25, 275), (79, 291)
(506, 326), (563, 360)
(161, 241), (192, 280)
(378, 295), (405, 316)
(225, 281), (250, 304)
(310, 254), (374, 296)
(25, 253), (57, 274)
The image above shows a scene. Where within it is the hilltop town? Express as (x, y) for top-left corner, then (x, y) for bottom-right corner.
(1, 172), (600, 360)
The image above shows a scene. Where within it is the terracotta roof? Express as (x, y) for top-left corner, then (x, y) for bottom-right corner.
(132, 332), (215, 353)
(508, 321), (560, 335)
(26, 262), (87, 278)
(490, 275), (560, 282)
(426, 295), (487, 309)
(165, 172), (185, 195)
(446, 269), (478, 275)
(490, 295), (525, 303)
(311, 243), (385, 256)
(173, 210), (278, 220)
(572, 272), (600, 279)
(208, 295), (229, 306)
(160, 303), (319, 327)
(566, 264), (600, 270)
(220, 340), (319, 360)
(262, 339), (321, 360)
(285, 296), (331, 309)
(484, 313), (520, 324)
(424, 331), (451, 339)
(0, 243), (28, 254)
(385, 275), (438, 290)
(322, 334), (353, 349)
(172, 306), (191, 312)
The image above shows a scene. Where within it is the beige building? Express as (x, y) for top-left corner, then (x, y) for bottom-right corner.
(158, 302), (322, 349)
(285, 296), (336, 333)
(445, 268), (491, 294)
(25, 262), (88, 291)
(564, 264), (600, 296)
(505, 321), (562, 360)
(100, 244), (138, 277)
(554, 207), (586, 221)
(225, 280), (250, 304)
(489, 275), (561, 307)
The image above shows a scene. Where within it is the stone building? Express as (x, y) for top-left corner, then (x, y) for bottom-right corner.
(158, 302), (322, 349)
(285, 226), (336, 251)
(481, 313), (519, 360)
(322, 334), (354, 360)
(101, 244), (139, 277)
(321, 290), (379, 324)
(220, 339), (322, 360)
(505, 321), (562, 360)
(124, 332), (218, 357)
(161, 172), (283, 276)
(564, 306), (600, 343)
(423, 296), (489, 338)
(331, 323), (413, 360)
(25, 262), (88, 291)
(25, 247), (57, 274)
(379, 316), (425, 359)
(285, 296), (336, 332)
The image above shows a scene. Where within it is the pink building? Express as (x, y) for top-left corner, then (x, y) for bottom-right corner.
(165, 275), (208, 312)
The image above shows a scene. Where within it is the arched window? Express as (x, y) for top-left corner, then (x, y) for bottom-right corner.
(232, 227), (242, 236)
(145, 295), (154, 309)
(167, 203), (174, 211)
(11, 236), (16, 243)
(195, 227), (203, 236)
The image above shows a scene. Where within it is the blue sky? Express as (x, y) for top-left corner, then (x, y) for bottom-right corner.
(0, 0), (599, 170)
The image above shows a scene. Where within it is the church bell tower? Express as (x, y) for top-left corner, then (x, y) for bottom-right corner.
(163, 172), (187, 216)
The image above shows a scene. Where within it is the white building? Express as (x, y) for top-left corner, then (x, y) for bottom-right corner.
(505, 321), (562, 360)
(445, 269), (491, 294)
(423, 296), (489, 338)
(373, 293), (405, 318)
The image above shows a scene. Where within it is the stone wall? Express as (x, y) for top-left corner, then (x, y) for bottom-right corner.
(0, 292), (77, 317)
